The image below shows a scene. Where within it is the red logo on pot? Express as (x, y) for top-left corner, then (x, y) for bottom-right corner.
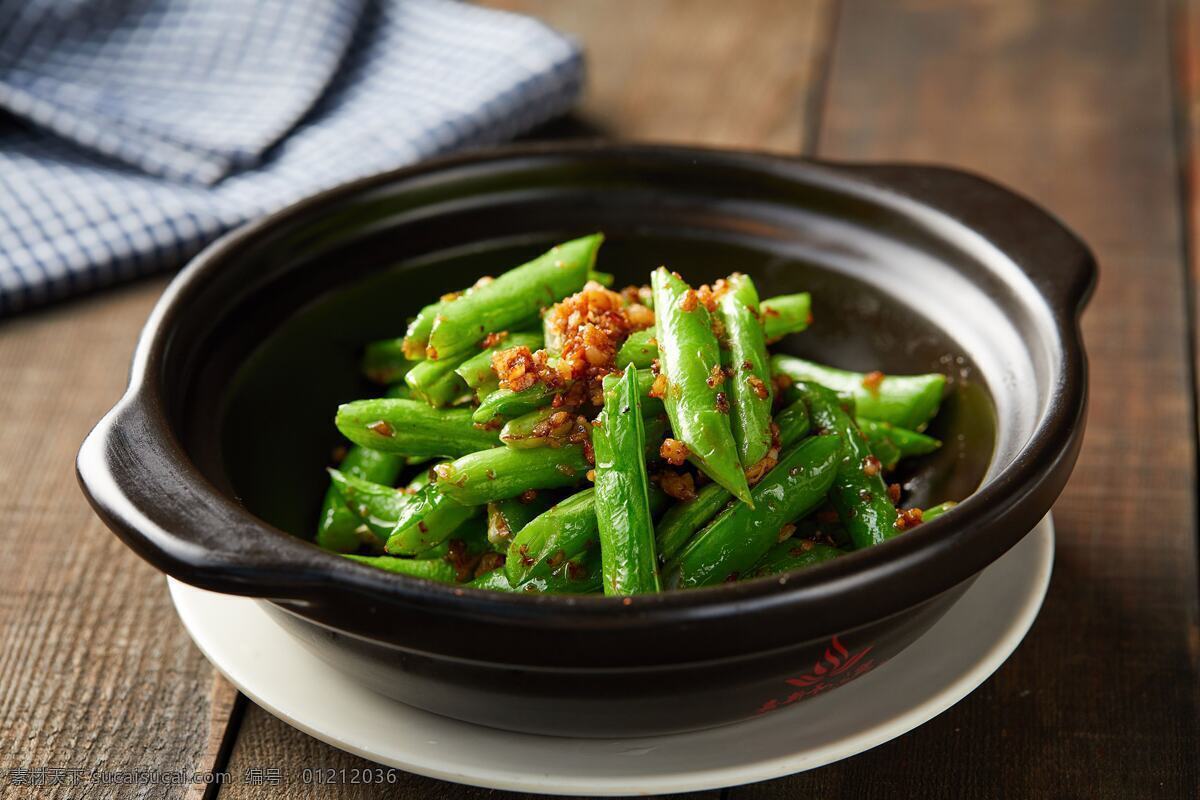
(755, 635), (876, 715)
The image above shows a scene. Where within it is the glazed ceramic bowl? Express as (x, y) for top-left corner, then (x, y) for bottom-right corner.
(77, 143), (1093, 737)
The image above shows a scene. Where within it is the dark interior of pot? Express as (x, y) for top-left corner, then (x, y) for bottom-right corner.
(167, 155), (1031, 545)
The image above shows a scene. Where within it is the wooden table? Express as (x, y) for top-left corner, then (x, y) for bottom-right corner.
(2, 1), (1197, 797)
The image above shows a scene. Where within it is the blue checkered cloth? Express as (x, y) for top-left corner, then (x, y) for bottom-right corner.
(0, 0), (583, 314)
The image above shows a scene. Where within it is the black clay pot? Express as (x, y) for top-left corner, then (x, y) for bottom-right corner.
(77, 143), (1094, 737)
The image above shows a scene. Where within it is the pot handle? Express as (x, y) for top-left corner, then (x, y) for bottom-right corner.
(819, 161), (1097, 315)
(77, 394), (331, 599)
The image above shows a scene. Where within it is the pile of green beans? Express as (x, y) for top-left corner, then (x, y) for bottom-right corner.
(314, 234), (958, 596)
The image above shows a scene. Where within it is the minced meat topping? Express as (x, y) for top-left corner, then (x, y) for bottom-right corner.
(491, 281), (657, 410)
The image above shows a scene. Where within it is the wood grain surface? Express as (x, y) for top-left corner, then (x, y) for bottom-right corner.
(747, 0), (1200, 797)
(3, 1), (1197, 798)
(486, 0), (836, 151)
(0, 279), (244, 800)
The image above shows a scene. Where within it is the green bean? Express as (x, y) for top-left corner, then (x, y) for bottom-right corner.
(383, 483), (480, 555)
(772, 355), (946, 431)
(651, 268), (752, 504)
(472, 383), (557, 424)
(494, 405), (663, 453)
(409, 539), (453, 559)
(362, 339), (413, 384)
(718, 274), (773, 467)
(411, 516), (491, 559)
(505, 488), (598, 586)
(425, 375), (469, 408)
(588, 270), (615, 287)
(627, 369), (666, 416)
(781, 383), (856, 420)
(326, 468), (420, 543)
(497, 407), (664, 466)
(465, 567), (510, 591)
(496, 371), (663, 449)
(795, 381), (900, 549)
(453, 332), (544, 392)
(403, 302), (442, 360)
(616, 328), (657, 369)
(426, 235), (603, 360)
(654, 482), (733, 563)
(793, 514), (852, 549)
(747, 540), (841, 579)
(405, 463), (436, 490)
(343, 554), (459, 583)
(641, 413), (670, 458)
(614, 292), (810, 370)
(922, 501), (957, 521)
(500, 407), (568, 449)
(405, 350), (471, 407)
(402, 278), (493, 360)
(315, 509), (371, 554)
(316, 447), (405, 553)
(433, 445), (590, 506)
(486, 492), (557, 551)
(529, 553), (603, 594)
(858, 418), (941, 467)
(336, 398), (499, 457)
(760, 293), (812, 342)
(474, 376), (500, 402)
(867, 434), (902, 472)
(507, 485), (669, 586)
(775, 396), (811, 449)
(472, 550), (602, 594)
(650, 394), (814, 558)
(665, 434), (841, 588)
(593, 369), (660, 595)
(561, 369), (670, 419)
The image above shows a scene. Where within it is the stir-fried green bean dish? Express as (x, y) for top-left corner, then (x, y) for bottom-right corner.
(318, 234), (956, 595)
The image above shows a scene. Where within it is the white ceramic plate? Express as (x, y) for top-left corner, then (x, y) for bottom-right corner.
(169, 514), (1053, 796)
